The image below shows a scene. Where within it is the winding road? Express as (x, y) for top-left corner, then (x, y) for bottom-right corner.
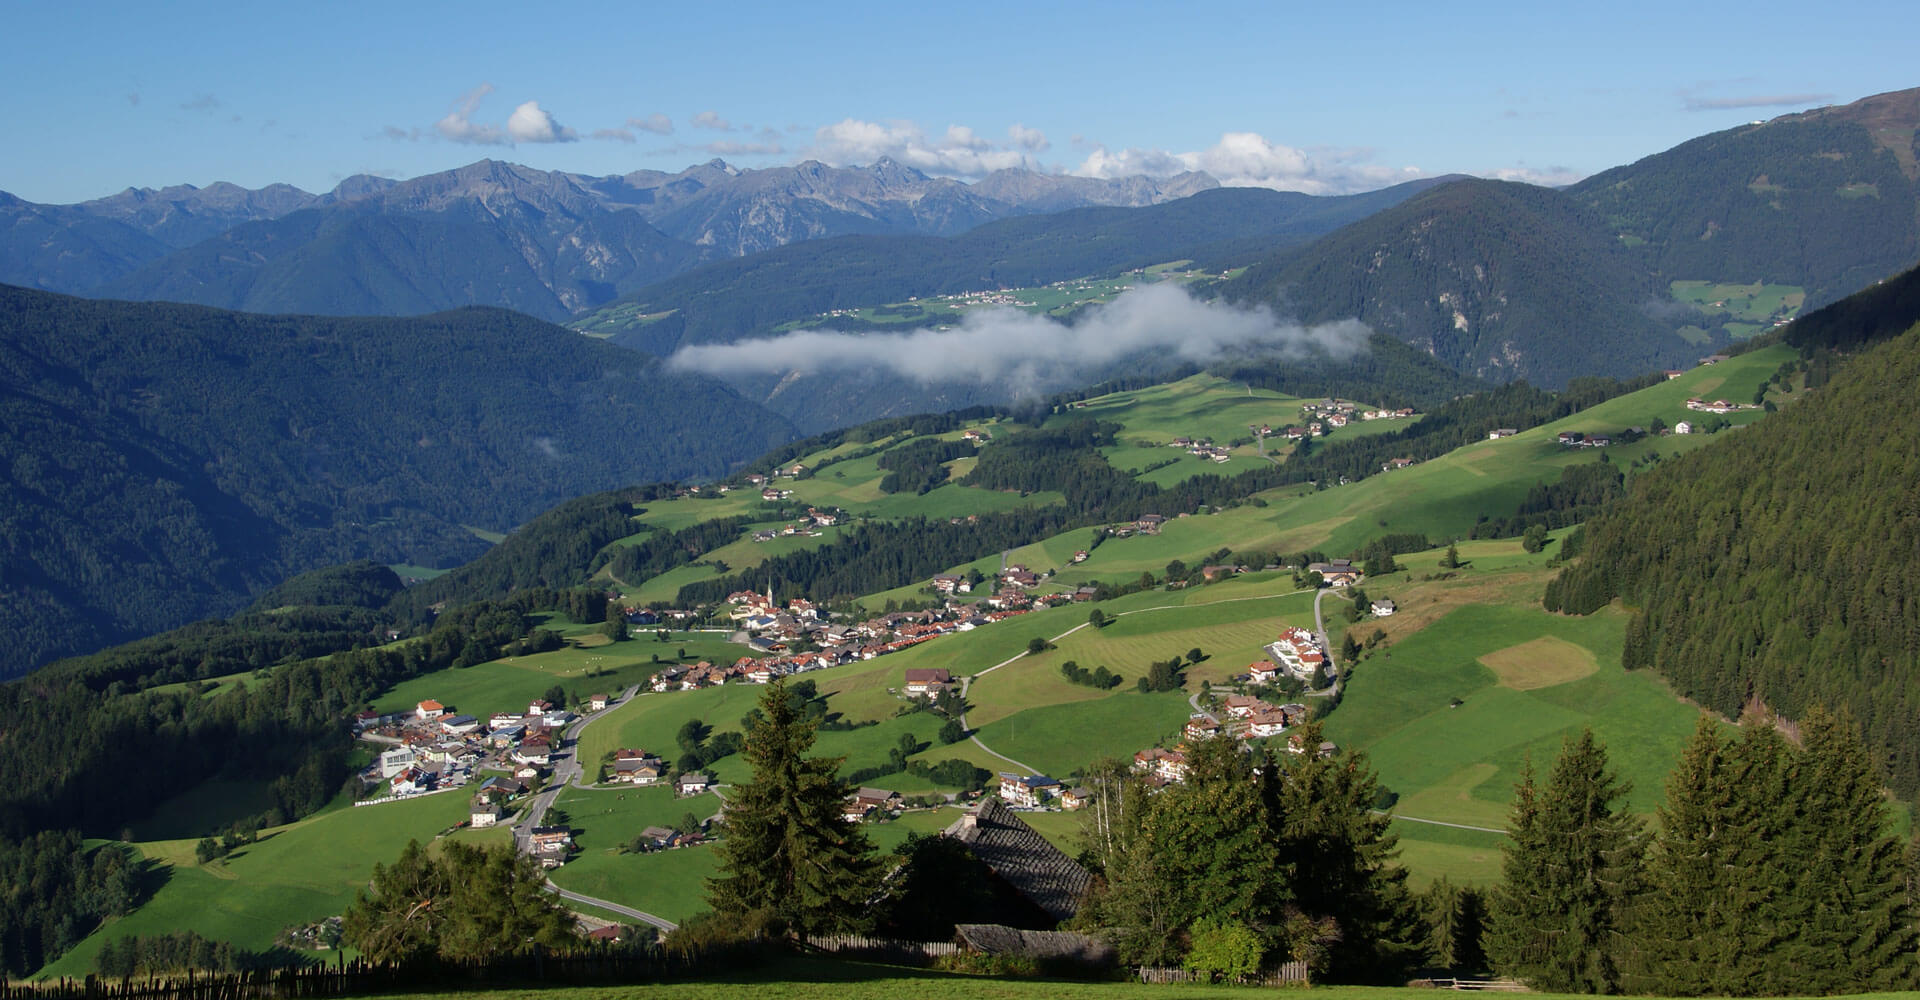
(508, 684), (682, 932)
(956, 581), (1504, 838)
(956, 587), (1315, 775)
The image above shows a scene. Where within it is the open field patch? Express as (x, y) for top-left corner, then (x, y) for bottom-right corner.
(1479, 636), (1601, 690)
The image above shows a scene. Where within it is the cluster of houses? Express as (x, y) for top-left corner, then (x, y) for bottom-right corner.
(749, 506), (841, 542)
(601, 747), (718, 797)
(1306, 559), (1362, 586)
(1167, 436), (1234, 462)
(1126, 699), (1330, 790)
(358, 695), (597, 800)
(642, 590), (1037, 694)
(1260, 625), (1331, 685)
(1556, 431), (1617, 449)
(1685, 397), (1757, 414)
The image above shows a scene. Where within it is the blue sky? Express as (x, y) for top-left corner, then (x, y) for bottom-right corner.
(6, 0), (1914, 203)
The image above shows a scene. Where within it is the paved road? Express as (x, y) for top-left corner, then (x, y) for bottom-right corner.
(1306, 585), (1345, 699)
(513, 683), (641, 843)
(544, 884), (678, 931)
(504, 684), (680, 932)
(1378, 811), (1507, 835)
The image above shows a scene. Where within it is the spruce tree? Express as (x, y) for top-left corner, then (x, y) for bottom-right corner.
(1486, 731), (1641, 993)
(1621, 717), (1748, 995)
(1265, 724), (1424, 980)
(1784, 706), (1917, 993)
(705, 678), (878, 935)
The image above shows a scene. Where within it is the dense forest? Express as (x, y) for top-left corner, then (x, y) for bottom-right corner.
(1546, 314), (1920, 792)
(1570, 92), (1920, 306)
(1222, 179), (1689, 387)
(0, 286), (794, 678)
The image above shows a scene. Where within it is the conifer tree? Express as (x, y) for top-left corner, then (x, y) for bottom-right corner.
(1265, 724), (1423, 980)
(1486, 731), (1641, 993)
(1620, 717), (1748, 994)
(705, 678), (878, 934)
(1785, 706), (1917, 993)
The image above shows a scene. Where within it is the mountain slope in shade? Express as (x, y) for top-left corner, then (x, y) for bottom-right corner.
(1223, 178), (1681, 386)
(591, 177), (1452, 360)
(0, 285), (795, 678)
(1570, 86), (1920, 305)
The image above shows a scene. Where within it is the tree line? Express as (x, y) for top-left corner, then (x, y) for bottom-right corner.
(1485, 713), (1913, 995)
(1545, 323), (1920, 794)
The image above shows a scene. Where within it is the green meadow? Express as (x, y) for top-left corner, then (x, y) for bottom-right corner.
(1671, 279), (1806, 328)
(40, 791), (473, 978)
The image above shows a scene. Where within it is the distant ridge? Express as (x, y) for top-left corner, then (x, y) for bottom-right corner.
(1, 158), (1225, 320)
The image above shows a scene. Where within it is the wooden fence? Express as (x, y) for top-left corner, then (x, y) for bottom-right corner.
(798, 934), (957, 965)
(0, 951), (724, 1000)
(1137, 961), (1309, 986)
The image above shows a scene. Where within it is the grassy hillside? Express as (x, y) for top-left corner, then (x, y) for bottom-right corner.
(16, 344), (1819, 973)
(303, 962), (1920, 1000)
(37, 790), (475, 978)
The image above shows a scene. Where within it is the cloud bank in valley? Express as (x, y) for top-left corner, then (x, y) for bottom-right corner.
(667, 283), (1370, 396)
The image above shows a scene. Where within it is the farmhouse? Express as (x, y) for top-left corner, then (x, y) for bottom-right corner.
(1307, 560), (1360, 586)
(1371, 599), (1397, 617)
(903, 668), (953, 696)
(469, 796), (502, 828)
(527, 826), (574, 868)
(1184, 716), (1222, 741)
(415, 699), (446, 721)
(676, 772), (713, 796)
(1132, 747), (1188, 783)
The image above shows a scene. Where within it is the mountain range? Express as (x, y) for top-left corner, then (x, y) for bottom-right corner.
(1, 158), (1217, 321)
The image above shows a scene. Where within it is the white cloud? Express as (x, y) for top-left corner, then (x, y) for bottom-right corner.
(810, 118), (1042, 177)
(1479, 165), (1587, 187)
(593, 128), (636, 143)
(628, 113), (673, 135)
(1008, 123), (1050, 152)
(506, 100), (577, 143)
(668, 282), (1369, 397)
(691, 110), (734, 131)
(1073, 131), (1422, 195)
(436, 83), (507, 145)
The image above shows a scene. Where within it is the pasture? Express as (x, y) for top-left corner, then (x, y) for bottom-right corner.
(38, 791), (472, 978)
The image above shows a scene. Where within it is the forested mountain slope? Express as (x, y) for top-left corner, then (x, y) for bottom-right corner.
(1570, 86), (1920, 306)
(1221, 179), (1680, 386)
(587, 180), (1448, 355)
(1546, 272), (1920, 792)
(0, 286), (794, 678)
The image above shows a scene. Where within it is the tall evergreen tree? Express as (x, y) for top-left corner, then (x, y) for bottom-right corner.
(1620, 717), (1749, 994)
(1265, 724), (1424, 980)
(1783, 706), (1917, 993)
(1081, 735), (1283, 967)
(1486, 731), (1642, 993)
(705, 678), (878, 935)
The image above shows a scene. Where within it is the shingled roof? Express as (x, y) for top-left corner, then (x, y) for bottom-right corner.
(944, 797), (1091, 923)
